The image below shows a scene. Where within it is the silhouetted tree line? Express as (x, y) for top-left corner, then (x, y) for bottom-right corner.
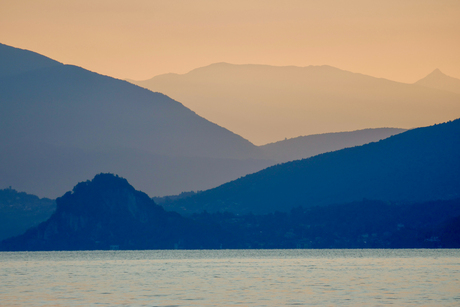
(190, 198), (460, 249)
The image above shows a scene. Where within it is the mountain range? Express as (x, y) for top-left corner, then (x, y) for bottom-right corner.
(130, 63), (460, 145)
(164, 119), (460, 215)
(0, 43), (274, 198)
(0, 43), (407, 198)
(1, 42), (459, 250)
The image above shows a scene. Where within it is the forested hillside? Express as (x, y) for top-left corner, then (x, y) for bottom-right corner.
(165, 119), (460, 214)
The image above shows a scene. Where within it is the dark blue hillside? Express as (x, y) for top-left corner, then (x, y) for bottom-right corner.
(166, 119), (460, 214)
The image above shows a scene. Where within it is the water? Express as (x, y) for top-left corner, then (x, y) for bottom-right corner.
(1, 249), (459, 306)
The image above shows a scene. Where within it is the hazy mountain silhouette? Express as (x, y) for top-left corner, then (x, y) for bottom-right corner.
(0, 188), (56, 241)
(164, 119), (460, 215)
(260, 128), (406, 163)
(1, 44), (414, 198)
(414, 69), (460, 95)
(0, 174), (224, 251)
(131, 63), (460, 145)
(0, 44), (273, 198)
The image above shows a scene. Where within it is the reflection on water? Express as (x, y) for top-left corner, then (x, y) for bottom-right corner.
(1, 249), (459, 306)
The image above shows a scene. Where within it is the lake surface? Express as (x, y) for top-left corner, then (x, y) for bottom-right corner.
(1, 249), (459, 306)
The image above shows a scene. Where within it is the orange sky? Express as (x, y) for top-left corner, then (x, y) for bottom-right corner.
(1, 0), (459, 83)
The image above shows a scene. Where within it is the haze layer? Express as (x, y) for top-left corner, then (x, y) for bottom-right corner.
(132, 63), (460, 144)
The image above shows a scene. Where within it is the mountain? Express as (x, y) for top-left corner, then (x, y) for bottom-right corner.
(260, 128), (406, 163)
(164, 119), (460, 215)
(0, 43), (62, 78)
(0, 174), (224, 251)
(0, 188), (56, 241)
(130, 63), (460, 145)
(0, 43), (273, 198)
(415, 69), (460, 95)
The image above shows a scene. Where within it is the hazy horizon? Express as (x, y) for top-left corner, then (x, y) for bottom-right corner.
(131, 62), (460, 145)
(129, 63), (456, 84)
(1, 0), (459, 83)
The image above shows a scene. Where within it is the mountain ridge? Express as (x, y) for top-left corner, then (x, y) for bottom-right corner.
(130, 63), (460, 145)
(259, 128), (406, 163)
(0, 43), (62, 78)
(1, 43), (418, 198)
(164, 119), (460, 215)
(0, 43), (273, 198)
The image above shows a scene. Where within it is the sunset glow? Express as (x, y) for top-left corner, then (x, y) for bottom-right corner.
(1, 0), (459, 83)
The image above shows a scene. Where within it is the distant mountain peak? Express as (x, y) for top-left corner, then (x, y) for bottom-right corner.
(415, 68), (460, 95)
(427, 68), (445, 77)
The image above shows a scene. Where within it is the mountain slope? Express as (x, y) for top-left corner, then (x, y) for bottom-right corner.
(165, 119), (460, 215)
(0, 43), (62, 78)
(0, 44), (272, 198)
(260, 128), (406, 163)
(415, 69), (460, 95)
(131, 63), (460, 145)
(0, 64), (260, 159)
(0, 174), (224, 251)
(0, 141), (272, 200)
(0, 189), (56, 241)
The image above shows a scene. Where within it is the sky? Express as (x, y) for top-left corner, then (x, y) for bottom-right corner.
(1, 0), (459, 83)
